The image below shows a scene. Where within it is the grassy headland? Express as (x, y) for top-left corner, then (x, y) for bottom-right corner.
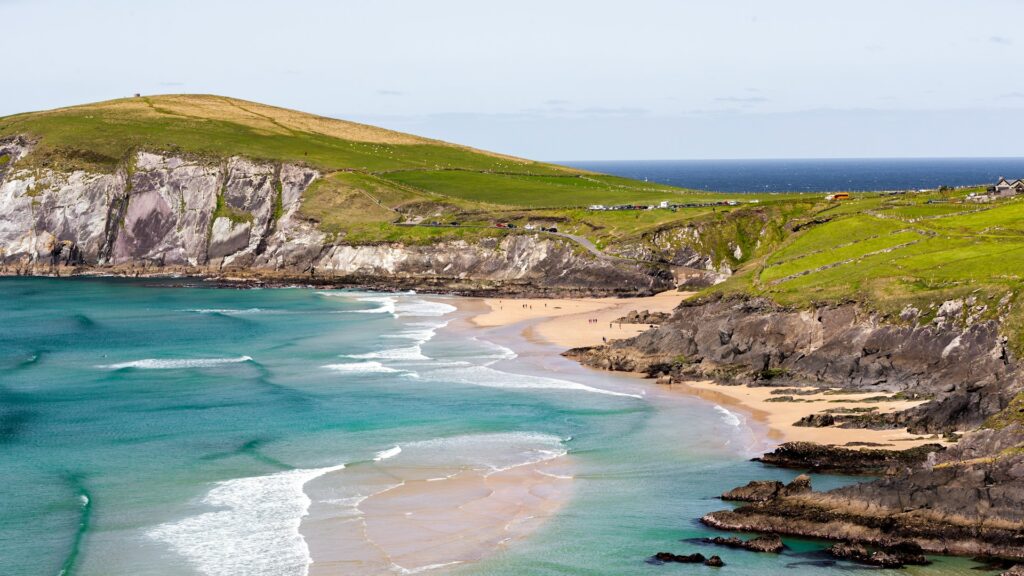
(3, 95), (1020, 348)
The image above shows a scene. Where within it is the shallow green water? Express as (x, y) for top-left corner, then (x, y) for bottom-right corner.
(0, 278), (997, 575)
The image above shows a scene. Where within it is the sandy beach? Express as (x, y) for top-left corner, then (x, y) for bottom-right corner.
(470, 291), (944, 449)
(473, 290), (693, 349)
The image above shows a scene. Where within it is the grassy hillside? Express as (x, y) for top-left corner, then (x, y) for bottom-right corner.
(0, 94), (792, 246)
(706, 187), (1024, 351)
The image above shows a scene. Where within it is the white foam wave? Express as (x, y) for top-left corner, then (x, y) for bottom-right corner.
(714, 405), (743, 427)
(423, 365), (640, 399)
(382, 321), (448, 344)
(322, 362), (401, 374)
(184, 308), (264, 315)
(347, 345), (428, 361)
(373, 446), (402, 461)
(402, 432), (569, 475)
(98, 356), (253, 370)
(393, 561), (464, 574)
(149, 463), (345, 576)
(393, 300), (457, 318)
(353, 295), (398, 315)
(468, 338), (518, 363)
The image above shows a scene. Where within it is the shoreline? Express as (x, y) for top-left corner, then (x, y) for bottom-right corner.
(467, 291), (946, 450)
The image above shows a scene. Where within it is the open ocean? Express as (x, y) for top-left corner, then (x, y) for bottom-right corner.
(0, 278), (999, 575)
(566, 158), (1024, 193)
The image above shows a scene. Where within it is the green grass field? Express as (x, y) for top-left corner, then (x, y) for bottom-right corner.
(707, 193), (1024, 351)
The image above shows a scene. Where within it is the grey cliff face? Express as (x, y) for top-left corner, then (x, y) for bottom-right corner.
(0, 141), (671, 295)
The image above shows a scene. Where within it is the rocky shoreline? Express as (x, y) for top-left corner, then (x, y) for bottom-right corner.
(570, 295), (1024, 570)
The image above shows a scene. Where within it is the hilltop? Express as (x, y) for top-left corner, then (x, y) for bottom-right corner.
(0, 94), (785, 248)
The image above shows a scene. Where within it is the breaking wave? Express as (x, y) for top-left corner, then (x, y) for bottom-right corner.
(97, 356), (254, 370)
(714, 405), (743, 427)
(148, 463), (345, 576)
(322, 362), (402, 374)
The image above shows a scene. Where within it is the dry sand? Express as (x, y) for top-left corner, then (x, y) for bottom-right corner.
(473, 290), (693, 349)
(670, 380), (943, 448)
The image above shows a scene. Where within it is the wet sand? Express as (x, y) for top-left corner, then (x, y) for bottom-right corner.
(303, 455), (574, 575)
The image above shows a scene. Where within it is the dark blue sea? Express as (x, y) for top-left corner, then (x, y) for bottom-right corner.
(566, 158), (1024, 193)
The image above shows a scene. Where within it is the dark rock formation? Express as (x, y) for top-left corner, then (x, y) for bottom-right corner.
(704, 534), (784, 553)
(793, 413), (835, 427)
(651, 551), (705, 564)
(756, 442), (944, 475)
(827, 541), (928, 568)
(721, 474), (811, 501)
(615, 309), (670, 325)
(569, 296), (1018, 432)
(702, 426), (1024, 561)
(704, 555), (725, 567)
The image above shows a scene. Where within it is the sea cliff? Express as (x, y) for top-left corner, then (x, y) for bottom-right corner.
(0, 138), (672, 296)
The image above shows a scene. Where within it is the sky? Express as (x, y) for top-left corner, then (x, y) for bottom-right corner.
(1, 0), (1023, 160)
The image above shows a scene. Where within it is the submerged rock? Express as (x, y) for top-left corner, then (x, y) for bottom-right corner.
(651, 551), (705, 564)
(704, 555), (725, 567)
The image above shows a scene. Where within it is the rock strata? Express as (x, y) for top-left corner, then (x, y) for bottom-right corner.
(721, 474), (811, 502)
(0, 146), (674, 296)
(827, 541), (928, 568)
(570, 295), (1017, 431)
(756, 442), (944, 475)
(702, 426), (1024, 561)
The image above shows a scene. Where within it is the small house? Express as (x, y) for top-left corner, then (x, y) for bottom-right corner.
(994, 177), (1024, 197)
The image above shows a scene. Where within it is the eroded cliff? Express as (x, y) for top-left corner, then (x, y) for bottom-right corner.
(0, 139), (672, 295)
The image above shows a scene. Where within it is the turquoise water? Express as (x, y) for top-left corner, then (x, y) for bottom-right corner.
(0, 278), (997, 575)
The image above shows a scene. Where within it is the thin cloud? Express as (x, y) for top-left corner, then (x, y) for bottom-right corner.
(715, 96), (769, 104)
(377, 90), (405, 96)
(990, 35), (1013, 45)
(1000, 91), (1024, 99)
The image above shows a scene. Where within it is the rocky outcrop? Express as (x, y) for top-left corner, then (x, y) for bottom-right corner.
(702, 426), (1024, 561)
(827, 541), (928, 568)
(649, 552), (723, 567)
(720, 474), (811, 502)
(0, 144), (672, 295)
(756, 442), (944, 475)
(569, 296), (1019, 431)
(615, 309), (671, 325)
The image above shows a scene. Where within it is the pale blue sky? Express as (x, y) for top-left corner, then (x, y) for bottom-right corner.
(2, 0), (1023, 159)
